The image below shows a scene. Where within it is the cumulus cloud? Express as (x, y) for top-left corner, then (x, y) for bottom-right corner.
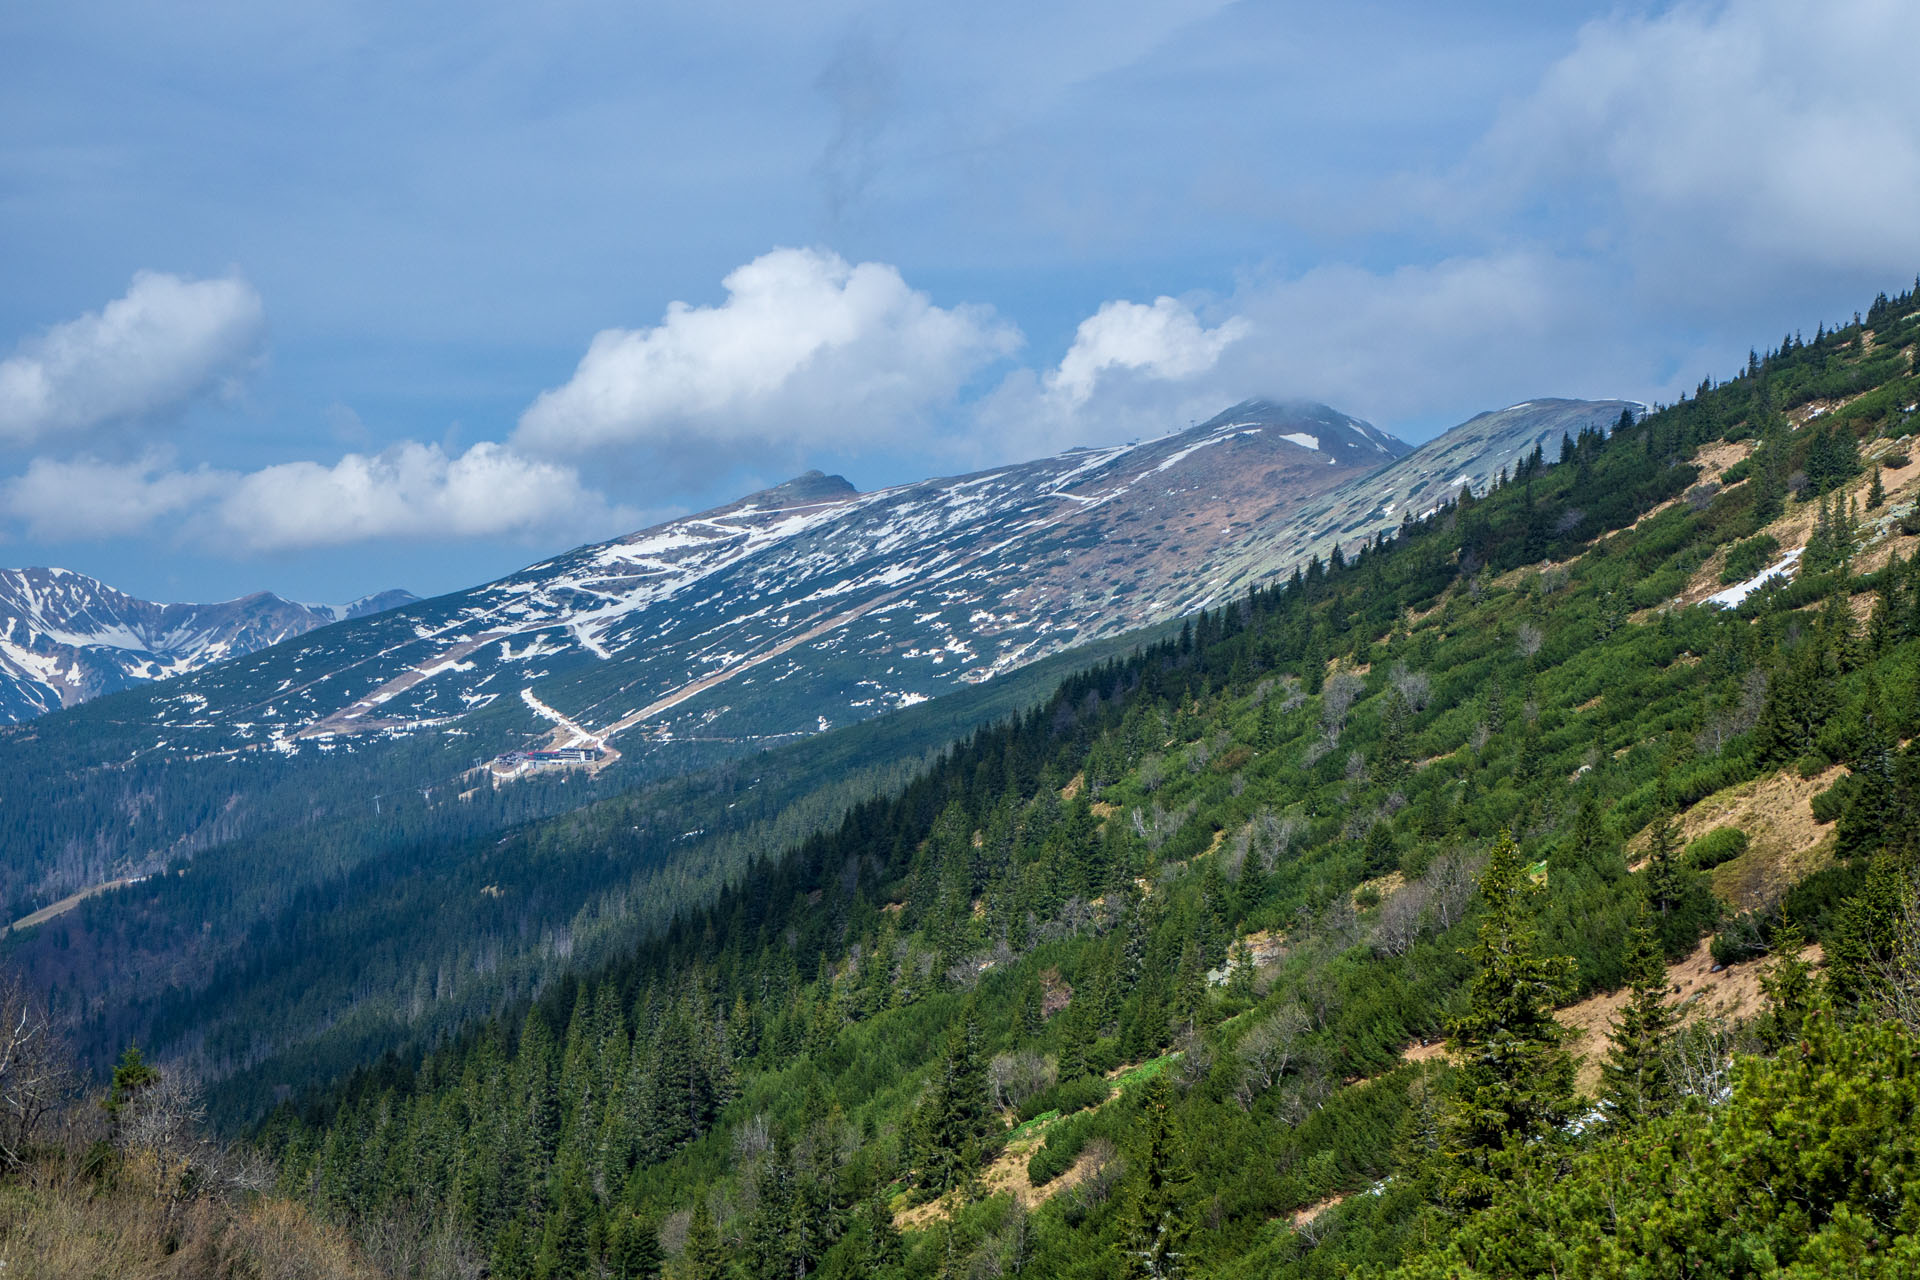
(0, 272), (265, 445)
(2, 454), (229, 541)
(211, 442), (631, 552)
(514, 247), (1020, 463)
(3, 441), (632, 553)
(1049, 296), (1246, 406)
(968, 293), (1249, 457)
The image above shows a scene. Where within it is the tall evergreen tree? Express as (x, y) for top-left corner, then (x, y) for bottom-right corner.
(862, 1194), (905, 1273)
(1440, 830), (1576, 1209)
(682, 1199), (727, 1280)
(1601, 916), (1678, 1125)
(1757, 910), (1819, 1052)
(1119, 1072), (1193, 1279)
(919, 1004), (993, 1194)
(606, 1214), (664, 1280)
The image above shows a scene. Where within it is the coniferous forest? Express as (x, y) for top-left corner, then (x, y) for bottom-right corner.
(7, 281), (1920, 1277)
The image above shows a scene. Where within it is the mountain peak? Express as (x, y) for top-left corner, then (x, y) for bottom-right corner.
(1189, 398), (1412, 464)
(746, 470), (859, 507)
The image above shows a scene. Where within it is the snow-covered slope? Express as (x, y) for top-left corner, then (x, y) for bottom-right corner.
(49, 401), (1406, 761)
(1208, 398), (1646, 587)
(0, 568), (415, 722)
(8, 397), (1636, 777)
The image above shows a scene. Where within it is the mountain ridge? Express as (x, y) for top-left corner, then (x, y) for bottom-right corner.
(0, 567), (417, 722)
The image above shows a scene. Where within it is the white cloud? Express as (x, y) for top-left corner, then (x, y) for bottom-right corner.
(2, 454), (229, 540)
(514, 247), (1020, 460)
(211, 442), (630, 552)
(967, 293), (1247, 458)
(3, 441), (633, 553)
(1049, 296), (1246, 406)
(0, 272), (266, 445)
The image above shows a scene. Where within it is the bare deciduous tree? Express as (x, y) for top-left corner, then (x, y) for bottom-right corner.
(1232, 1005), (1308, 1107)
(1663, 1014), (1750, 1103)
(1371, 877), (1433, 958)
(0, 974), (72, 1169)
(1320, 673), (1365, 746)
(988, 1050), (1055, 1113)
(1344, 750), (1368, 784)
(1388, 663), (1431, 712)
(1276, 676), (1306, 713)
(1425, 850), (1487, 933)
(1173, 1028), (1213, 1090)
(1867, 874), (1920, 1037)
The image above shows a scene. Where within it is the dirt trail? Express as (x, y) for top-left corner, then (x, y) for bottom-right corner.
(3, 877), (137, 936)
(893, 1132), (1099, 1231)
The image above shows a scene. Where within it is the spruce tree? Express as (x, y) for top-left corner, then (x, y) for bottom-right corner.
(532, 1166), (593, 1280)
(682, 1199), (727, 1280)
(742, 1137), (796, 1280)
(862, 1194), (905, 1273)
(1119, 1072), (1193, 1278)
(104, 1043), (160, 1117)
(1019, 980), (1045, 1042)
(607, 1214), (664, 1279)
(1758, 910), (1819, 1051)
(1440, 830), (1576, 1209)
(1643, 780), (1687, 936)
(1602, 916), (1678, 1125)
(921, 1004), (993, 1194)
(1825, 855), (1909, 1010)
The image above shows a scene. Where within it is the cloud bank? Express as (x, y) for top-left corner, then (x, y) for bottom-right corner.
(3, 442), (627, 552)
(1473, 0), (1920, 292)
(212, 442), (631, 552)
(2, 454), (229, 541)
(0, 272), (265, 445)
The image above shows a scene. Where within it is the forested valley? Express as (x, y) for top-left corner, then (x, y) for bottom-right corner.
(6, 281), (1920, 1277)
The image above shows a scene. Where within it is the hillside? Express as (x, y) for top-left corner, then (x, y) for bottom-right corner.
(247, 284), (1920, 1278)
(0, 566), (413, 722)
(0, 399), (1623, 1093)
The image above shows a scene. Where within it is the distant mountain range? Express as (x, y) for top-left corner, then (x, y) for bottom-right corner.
(1, 400), (1641, 736)
(111, 399), (1418, 764)
(0, 569), (415, 722)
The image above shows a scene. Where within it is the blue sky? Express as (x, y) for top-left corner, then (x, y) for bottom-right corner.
(3, 0), (1918, 604)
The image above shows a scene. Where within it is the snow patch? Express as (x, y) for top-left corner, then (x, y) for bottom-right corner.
(1705, 548), (1802, 609)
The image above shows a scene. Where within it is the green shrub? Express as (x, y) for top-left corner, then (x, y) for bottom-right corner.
(1018, 1074), (1110, 1123)
(1684, 826), (1748, 870)
(1719, 534), (1778, 583)
(1026, 1115), (1095, 1186)
(1810, 774), (1855, 824)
